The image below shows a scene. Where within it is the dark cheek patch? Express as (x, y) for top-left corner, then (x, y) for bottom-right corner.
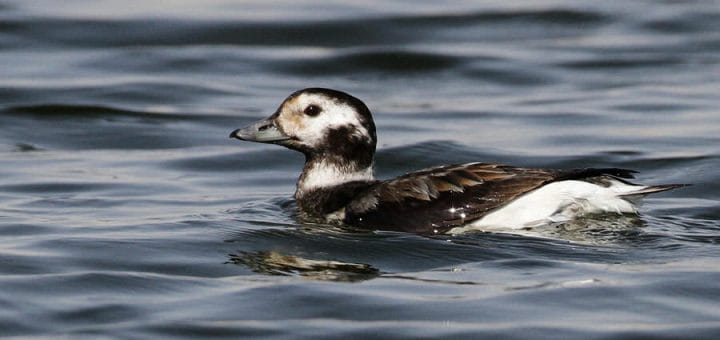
(324, 126), (363, 152)
(325, 125), (355, 143)
(323, 126), (374, 168)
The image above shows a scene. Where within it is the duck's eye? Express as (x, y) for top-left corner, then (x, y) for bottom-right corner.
(303, 104), (321, 117)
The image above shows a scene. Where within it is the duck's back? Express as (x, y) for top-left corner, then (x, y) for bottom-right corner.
(342, 163), (668, 234)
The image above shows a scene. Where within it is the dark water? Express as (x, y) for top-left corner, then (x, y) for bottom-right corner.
(2, 0), (720, 338)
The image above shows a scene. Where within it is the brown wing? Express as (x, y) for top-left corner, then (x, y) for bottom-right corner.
(342, 163), (556, 234)
(343, 163), (636, 234)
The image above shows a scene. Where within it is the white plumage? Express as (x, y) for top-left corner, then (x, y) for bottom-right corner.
(450, 179), (653, 234)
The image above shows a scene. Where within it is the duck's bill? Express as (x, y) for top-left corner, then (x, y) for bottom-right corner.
(229, 118), (290, 143)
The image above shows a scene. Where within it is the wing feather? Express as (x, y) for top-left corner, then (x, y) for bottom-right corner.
(341, 163), (644, 233)
(344, 163), (559, 233)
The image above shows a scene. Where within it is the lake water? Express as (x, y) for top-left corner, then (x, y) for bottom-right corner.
(1, 0), (719, 338)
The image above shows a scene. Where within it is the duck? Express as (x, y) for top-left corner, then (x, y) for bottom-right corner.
(230, 88), (684, 235)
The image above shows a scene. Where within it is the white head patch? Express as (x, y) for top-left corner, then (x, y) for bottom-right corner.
(276, 92), (370, 147)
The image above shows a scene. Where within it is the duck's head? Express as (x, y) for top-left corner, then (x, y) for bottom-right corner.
(231, 88), (377, 192)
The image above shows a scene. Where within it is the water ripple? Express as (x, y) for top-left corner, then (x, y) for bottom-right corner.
(1, 9), (610, 49)
(1, 0), (719, 337)
(275, 50), (463, 74)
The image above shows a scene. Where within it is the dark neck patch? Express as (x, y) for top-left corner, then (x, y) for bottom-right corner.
(296, 180), (377, 218)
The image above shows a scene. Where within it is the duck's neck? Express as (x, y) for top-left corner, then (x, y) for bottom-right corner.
(296, 157), (374, 200)
(294, 158), (375, 220)
(294, 131), (377, 218)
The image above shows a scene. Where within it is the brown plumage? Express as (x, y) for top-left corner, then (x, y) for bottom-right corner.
(341, 163), (643, 234)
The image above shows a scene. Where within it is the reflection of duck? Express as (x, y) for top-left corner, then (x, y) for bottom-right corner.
(228, 251), (379, 282)
(230, 88), (685, 235)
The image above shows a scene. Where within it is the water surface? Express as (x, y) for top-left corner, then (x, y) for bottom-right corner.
(1, 0), (719, 338)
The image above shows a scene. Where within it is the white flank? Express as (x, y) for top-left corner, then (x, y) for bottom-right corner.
(449, 179), (649, 234)
(299, 160), (374, 193)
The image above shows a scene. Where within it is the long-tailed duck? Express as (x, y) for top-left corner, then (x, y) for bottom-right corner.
(230, 88), (684, 235)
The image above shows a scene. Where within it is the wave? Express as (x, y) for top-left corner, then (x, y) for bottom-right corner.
(0, 9), (609, 48)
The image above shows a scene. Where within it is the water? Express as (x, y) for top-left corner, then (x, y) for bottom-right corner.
(1, 0), (719, 337)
